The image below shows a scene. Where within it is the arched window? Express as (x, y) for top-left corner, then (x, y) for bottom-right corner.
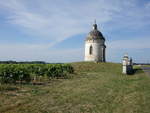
(89, 46), (93, 55)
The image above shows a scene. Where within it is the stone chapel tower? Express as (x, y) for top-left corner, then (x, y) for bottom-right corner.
(84, 21), (106, 62)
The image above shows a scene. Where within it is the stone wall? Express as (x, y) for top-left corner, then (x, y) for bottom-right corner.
(84, 39), (105, 62)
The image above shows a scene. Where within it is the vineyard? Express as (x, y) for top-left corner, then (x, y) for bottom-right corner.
(0, 64), (74, 84)
(0, 62), (150, 113)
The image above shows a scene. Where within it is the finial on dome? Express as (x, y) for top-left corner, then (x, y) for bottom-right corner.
(125, 53), (128, 56)
(93, 19), (97, 30)
(94, 19), (96, 24)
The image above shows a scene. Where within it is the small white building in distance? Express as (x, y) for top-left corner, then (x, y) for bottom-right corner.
(122, 54), (133, 74)
(84, 21), (106, 62)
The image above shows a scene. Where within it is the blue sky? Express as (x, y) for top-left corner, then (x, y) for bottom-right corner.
(0, 0), (150, 63)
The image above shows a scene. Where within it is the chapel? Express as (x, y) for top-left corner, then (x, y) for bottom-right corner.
(84, 21), (106, 62)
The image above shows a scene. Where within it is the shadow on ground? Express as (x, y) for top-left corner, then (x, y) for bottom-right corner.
(127, 68), (143, 75)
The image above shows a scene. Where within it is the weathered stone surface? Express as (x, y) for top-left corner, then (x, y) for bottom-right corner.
(84, 22), (106, 62)
(122, 54), (133, 74)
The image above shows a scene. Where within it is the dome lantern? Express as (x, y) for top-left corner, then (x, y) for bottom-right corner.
(93, 19), (97, 30)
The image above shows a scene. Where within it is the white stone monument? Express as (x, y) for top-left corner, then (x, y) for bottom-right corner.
(84, 21), (106, 62)
(122, 54), (133, 74)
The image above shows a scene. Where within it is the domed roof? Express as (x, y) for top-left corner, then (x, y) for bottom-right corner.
(123, 54), (129, 59)
(86, 23), (105, 41)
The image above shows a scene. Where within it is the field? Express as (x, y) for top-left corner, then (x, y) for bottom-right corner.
(142, 65), (150, 67)
(0, 62), (150, 113)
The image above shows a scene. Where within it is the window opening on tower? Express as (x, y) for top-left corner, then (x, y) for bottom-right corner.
(89, 46), (93, 55)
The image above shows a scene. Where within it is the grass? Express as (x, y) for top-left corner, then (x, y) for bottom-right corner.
(0, 62), (150, 113)
(142, 65), (150, 67)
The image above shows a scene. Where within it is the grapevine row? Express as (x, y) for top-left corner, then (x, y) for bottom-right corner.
(0, 64), (74, 84)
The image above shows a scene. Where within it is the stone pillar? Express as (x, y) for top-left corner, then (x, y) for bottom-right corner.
(122, 54), (129, 74)
(122, 54), (133, 74)
(123, 59), (127, 74)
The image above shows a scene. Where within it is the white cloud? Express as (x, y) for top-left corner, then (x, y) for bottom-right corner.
(106, 37), (150, 62)
(0, 43), (84, 62)
(145, 1), (150, 9)
(0, 0), (140, 44)
(108, 37), (150, 49)
(0, 0), (149, 41)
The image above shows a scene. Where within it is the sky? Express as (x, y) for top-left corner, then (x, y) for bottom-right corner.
(0, 0), (150, 63)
